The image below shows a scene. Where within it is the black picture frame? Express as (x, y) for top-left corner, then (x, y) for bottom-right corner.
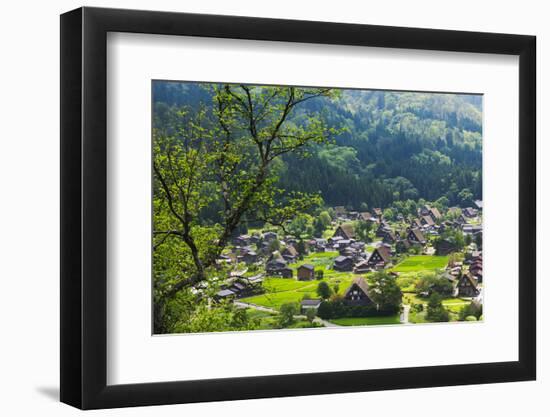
(60, 6), (536, 410)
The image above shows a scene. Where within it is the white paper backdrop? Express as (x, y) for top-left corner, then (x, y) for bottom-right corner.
(106, 32), (518, 385)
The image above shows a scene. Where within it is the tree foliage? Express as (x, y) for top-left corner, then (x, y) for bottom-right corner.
(153, 84), (337, 332)
(367, 271), (403, 312)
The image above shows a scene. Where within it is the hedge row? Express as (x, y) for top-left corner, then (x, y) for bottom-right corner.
(317, 300), (398, 320)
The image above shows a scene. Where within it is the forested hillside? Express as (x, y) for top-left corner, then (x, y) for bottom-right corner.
(153, 82), (482, 210)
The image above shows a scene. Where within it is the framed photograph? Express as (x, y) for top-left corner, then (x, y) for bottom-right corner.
(60, 6), (536, 410)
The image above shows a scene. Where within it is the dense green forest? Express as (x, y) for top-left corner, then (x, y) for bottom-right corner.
(153, 82), (482, 210)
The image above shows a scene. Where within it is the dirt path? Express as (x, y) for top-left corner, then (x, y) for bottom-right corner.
(401, 304), (411, 324)
(234, 301), (277, 314)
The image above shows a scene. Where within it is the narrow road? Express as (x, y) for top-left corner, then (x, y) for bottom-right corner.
(234, 301), (277, 314)
(401, 304), (411, 324)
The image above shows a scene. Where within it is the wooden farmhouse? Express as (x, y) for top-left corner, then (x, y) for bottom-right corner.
(376, 222), (391, 237)
(359, 211), (377, 223)
(241, 250), (258, 264)
(435, 239), (454, 255)
(420, 215), (435, 228)
(419, 205), (431, 216)
(343, 277), (374, 306)
(407, 228), (426, 245)
(232, 234), (251, 247)
(457, 272), (480, 297)
(266, 252), (293, 278)
(367, 246), (391, 268)
(469, 260), (483, 282)
(297, 264), (315, 281)
(411, 218), (423, 229)
(396, 239), (412, 253)
(262, 231), (278, 242)
(334, 255), (354, 272)
(215, 288), (236, 301)
(428, 206), (442, 222)
(463, 207), (477, 218)
(456, 214), (467, 225)
(333, 224), (356, 240)
(334, 206), (347, 217)
(353, 259), (371, 274)
(383, 231), (397, 244)
(281, 245), (299, 262)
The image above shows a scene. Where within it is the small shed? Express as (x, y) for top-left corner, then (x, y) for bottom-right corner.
(297, 264), (315, 281)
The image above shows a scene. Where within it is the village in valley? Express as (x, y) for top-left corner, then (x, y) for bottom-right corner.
(211, 200), (483, 329)
(152, 83), (484, 334)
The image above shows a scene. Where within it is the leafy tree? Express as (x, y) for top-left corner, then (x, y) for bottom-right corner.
(268, 238), (281, 253)
(319, 211), (332, 228)
(315, 269), (324, 280)
(278, 302), (299, 327)
(459, 301), (483, 321)
(435, 229), (465, 254)
(367, 271), (403, 313)
(316, 281), (332, 299)
(169, 297), (260, 334)
(355, 220), (373, 243)
(288, 214), (314, 238)
(383, 208), (396, 221)
(425, 294), (449, 322)
(458, 188), (474, 207)
(305, 308), (316, 323)
(313, 217), (326, 237)
(415, 272), (454, 297)
(153, 84), (336, 332)
(296, 240), (307, 257)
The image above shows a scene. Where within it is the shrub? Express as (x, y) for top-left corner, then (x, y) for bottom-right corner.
(305, 308), (316, 323)
(278, 302), (299, 327)
(459, 301), (483, 321)
(315, 269), (324, 280)
(425, 294), (449, 322)
(412, 303), (424, 313)
(316, 281), (332, 299)
(465, 315), (477, 321)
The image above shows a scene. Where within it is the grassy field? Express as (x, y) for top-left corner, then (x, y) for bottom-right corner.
(289, 251), (339, 270)
(241, 273), (355, 311)
(241, 291), (307, 310)
(330, 315), (401, 326)
(395, 272), (421, 292)
(392, 255), (449, 272)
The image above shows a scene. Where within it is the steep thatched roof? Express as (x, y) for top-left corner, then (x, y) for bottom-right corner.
(335, 223), (356, 239)
(344, 276), (372, 298)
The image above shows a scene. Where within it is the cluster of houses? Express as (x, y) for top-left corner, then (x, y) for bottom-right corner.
(215, 270), (265, 301)
(441, 249), (483, 298)
(214, 200), (483, 306)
